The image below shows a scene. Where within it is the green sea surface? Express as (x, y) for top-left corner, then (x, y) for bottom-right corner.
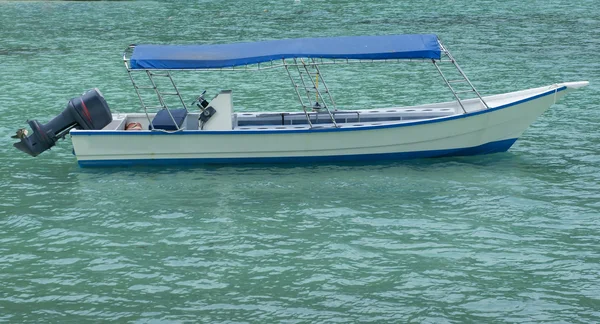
(1, 0), (599, 322)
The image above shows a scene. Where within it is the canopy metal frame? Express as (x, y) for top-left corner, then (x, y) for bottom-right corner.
(434, 40), (489, 113)
(123, 40), (489, 129)
(283, 58), (338, 127)
(123, 45), (188, 131)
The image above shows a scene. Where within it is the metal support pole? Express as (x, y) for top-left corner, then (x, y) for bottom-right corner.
(301, 60), (338, 127)
(293, 59), (315, 104)
(164, 71), (188, 111)
(310, 58), (338, 111)
(284, 60), (313, 127)
(438, 40), (489, 109)
(146, 71), (180, 130)
(123, 46), (154, 129)
(432, 59), (468, 114)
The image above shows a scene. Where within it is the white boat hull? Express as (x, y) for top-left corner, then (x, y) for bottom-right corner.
(70, 82), (586, 167)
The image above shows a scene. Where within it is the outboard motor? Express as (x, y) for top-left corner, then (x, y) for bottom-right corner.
(13, 88), (112, 157)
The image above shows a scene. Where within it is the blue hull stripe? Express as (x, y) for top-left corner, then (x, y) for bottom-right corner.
(78, 138), (517, 167)
(71, 86), (566, 136)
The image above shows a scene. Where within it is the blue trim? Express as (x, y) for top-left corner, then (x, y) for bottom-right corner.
(71, 86), (566, 136)
(77, 138), (517, 167)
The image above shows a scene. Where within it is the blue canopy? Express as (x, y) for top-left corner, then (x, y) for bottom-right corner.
(130, 34), (440, 70)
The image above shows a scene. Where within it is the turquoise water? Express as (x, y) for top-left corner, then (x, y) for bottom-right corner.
(1, 0), (599, 322)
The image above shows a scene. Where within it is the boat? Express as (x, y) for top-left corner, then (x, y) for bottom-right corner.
(12, 34), (588, 167)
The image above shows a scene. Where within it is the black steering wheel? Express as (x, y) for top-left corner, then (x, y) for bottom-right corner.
(190, 90), (209, 109)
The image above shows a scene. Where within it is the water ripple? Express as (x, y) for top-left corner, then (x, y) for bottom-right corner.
(1, 0), (599, 322)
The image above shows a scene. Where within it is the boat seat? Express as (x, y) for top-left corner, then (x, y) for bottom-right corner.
(151, 108), (187, 130)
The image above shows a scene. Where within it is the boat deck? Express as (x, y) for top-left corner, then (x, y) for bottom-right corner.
(103, 106), (459, 132)
(235, 106), (456, 128)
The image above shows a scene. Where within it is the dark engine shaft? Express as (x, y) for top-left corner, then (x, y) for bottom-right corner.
(14, 88), (113, 157)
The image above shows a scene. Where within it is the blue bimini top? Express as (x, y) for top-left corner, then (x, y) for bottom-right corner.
(129, 34), (441, 70)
